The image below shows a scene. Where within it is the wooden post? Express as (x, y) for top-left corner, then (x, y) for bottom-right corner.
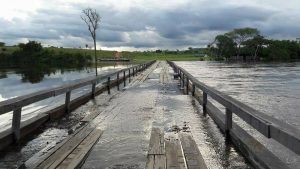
(107, 77), (111, 94)
(186, 77), (189, 95)
(123, 71), (126, 87)
(192, 84), (195, 96)
(203, 92), (207, 115)
(225, 108), (232, 136)
(117, 73), (120, 91)
(129, 69), (131, 83)
(65, 91), (71, 113)
(91, 83), (96, 98)
(133, 67), (135, 76)
(12, 107), (22, 142)
(182, 74), (185, 90)
(136, 67), (138, 75)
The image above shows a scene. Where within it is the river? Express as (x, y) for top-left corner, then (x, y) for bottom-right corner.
(175, 61), (300, 169)
(0, 64), (131, 131)
(175, 61), (300, 129)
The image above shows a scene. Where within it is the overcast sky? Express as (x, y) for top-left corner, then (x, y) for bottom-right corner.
(0, 0), (299, 51)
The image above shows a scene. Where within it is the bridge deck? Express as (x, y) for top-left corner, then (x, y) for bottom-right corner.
(25, 61), (207, 169)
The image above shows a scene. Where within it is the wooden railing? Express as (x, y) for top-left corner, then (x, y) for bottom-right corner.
(0, 61), (155, 142)
(168, 61), (300, 156)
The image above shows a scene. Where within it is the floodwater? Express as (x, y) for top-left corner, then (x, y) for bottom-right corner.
(0, 64), (131, 131)
(175, 61), (300, 129)
(175, 61), (300, 168)
(0, 63), (131, 168)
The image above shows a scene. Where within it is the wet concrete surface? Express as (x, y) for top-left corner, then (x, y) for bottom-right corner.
(82, 61), (252, 169)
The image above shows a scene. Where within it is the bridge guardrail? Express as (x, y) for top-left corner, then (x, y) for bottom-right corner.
(0, 60), (155, 142)
(168, 61), (300, 156)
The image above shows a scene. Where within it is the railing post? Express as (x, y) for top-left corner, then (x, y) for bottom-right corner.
(12, 107), (22, 142)
(133, 67), (135, 76)
(117, 73), (120, 91)
(91, 82), (96, 98)
(203, 92), (207, 115)
(65, 91), (71, 113)
(129, 69), (131, 83)
(225, 108), (232, 137)
(192, 84), (195, 96)
(186, 77), (189, 95)
(181, 74), (185, 90)
(123, 71), (126, 87)
(107, 77), (111, 94)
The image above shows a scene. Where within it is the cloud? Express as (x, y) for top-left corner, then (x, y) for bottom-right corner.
(0, 0), (299, 50)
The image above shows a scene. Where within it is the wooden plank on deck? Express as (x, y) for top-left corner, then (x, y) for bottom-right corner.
(146, 155), (166, 169)
(36, 124), (95, 169)
(165, 134), (186, 169)
(148, 128), (165, 155)
(56, 128), (103, 169)
(179, 133), (207, 169)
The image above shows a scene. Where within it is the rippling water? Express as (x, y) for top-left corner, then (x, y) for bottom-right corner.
(175, 61), (300, 129)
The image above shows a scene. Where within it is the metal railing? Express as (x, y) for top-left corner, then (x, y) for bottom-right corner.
(0, 61), (155, 142)
(168, 61), (300, 156)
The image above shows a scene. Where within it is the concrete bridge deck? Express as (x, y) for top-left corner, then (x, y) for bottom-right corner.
(24, 61), (210, 169)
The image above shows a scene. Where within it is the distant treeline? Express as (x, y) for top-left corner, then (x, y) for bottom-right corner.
(209, 28), (300, 61)
(0, 41), (92, 68)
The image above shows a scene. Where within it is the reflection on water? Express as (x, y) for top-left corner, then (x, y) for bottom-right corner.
(0, 62), (132, 102)
(175, 61), (300, 129)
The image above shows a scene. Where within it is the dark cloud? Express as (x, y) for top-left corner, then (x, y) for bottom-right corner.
(0, 0), (299, 50)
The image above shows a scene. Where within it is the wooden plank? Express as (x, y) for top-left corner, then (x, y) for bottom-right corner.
(165, 134), (186, 169)
(24, 123), (88, 169)
(57, 128), (103, 169)
(81, 111), (101, 122)
(179, 133), (207, 169)
(154, 155), (166, 169)
(37, 124), (95, 169)
(146, 155), (155, 169)
(148, 128), (165, 155)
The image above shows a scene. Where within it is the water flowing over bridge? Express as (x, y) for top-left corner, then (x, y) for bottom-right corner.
(0, 61), (299, 169)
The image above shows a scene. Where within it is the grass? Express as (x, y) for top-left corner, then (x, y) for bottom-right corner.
(0, 46), (211, 62)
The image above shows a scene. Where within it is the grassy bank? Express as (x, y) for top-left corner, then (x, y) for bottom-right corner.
(0, 46), (209, 62)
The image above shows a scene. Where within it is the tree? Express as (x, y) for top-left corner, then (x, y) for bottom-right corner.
(0, 42), (5, 47)
(215, 35), (235, 59)
(18, 41), (42, 52)
(243, 35), (266, 60)
(226, 28), (259, 57)
(81, 8), (101, 76)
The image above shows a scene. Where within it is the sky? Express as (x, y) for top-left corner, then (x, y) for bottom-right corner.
(0, 0), (299, 51)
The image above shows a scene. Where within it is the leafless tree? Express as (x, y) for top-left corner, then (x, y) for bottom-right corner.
(81, 8), (101, 76)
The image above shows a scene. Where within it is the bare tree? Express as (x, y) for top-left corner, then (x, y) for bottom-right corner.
(81, 8), (101, 76)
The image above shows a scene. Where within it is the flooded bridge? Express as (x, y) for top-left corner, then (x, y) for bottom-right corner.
(0, 61), (299, 169)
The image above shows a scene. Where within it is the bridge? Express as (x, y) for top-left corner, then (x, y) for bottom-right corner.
(0, 61), (299, 169)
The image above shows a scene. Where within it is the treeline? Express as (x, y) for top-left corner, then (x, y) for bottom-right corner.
(0, 41), (92, 68)
(209, 28), (300, 61)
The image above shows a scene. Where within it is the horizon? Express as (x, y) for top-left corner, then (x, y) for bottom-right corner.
(0, 0), (300, 51)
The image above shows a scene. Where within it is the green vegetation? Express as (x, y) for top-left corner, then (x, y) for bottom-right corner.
(210, 27), (300, 61)
(0, 41), (93, 83)
(0, 41), (92, 68)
